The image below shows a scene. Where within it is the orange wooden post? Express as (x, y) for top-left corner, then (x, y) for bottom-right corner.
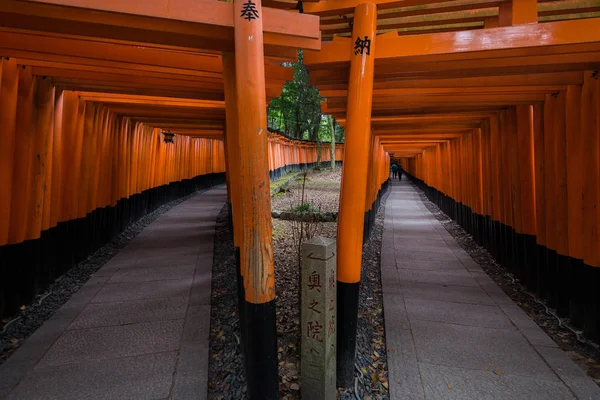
(0, 58), (19, 248)
(49, 91), (64, 233)
(76, 103), (94, 234)
(28, 77), (55, 290)
(499, 110), (514, 269)
(40, 80), (56, 234)
(543, 93), (562, 309)
(365, 132), (375, 211)
(580, 72), (600, 336)
(505, 107), (522, 275)
(489, 114), (504, 261)
(532, 103), (547, 296)
(7, 66), (35, 307)
(336, 2), (377, 387)
(473, 128), (484, 245)
(516, 105), (538, 289)
(480, 120), (493, 250)
(9, 66), (35, 247)
(581, 72), (600, 269)
(458, 135), (466, 226)
(563, 84), (583, 323)
(551, 92), (571, 316)
(233, 0), (277, 397)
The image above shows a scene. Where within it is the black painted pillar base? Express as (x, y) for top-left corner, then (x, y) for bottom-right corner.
(581, 263), (600, 341)
(337, 281), (360, 388)
(546, 249), (559, 309)
(556, 253), (572, 317)
(244, 299), (279, 400)
(236, 246), (279, 400)
(523, 235), (538, 292)
(536, 245), (548, 299)
(569, 258), (585, 328)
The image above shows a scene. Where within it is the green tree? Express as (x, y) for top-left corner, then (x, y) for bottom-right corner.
(267, 51), (324, 141)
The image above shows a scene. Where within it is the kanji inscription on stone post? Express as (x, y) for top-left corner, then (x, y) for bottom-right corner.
(301, 236), (336, 399)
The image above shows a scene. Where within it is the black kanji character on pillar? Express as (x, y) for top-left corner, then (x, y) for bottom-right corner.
(354, 36), (371, 56)
(241, 0), (259, 21)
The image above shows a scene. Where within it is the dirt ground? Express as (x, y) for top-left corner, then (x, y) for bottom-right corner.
(271, 168), (342, 214)
(271, 167), (389, 399)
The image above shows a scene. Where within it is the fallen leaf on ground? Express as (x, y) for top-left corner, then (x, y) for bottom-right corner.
(493, 369), (504, 376)
(447, 384), (453, 390)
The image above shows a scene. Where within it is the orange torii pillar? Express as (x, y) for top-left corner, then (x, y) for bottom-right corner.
(336, 2), (377, 387)
(232, 0), (278, 398)
(222, 51), (252, 379)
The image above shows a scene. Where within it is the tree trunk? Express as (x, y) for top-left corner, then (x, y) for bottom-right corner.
(329, 115), (335, 170)
(316, 137), (322, 170)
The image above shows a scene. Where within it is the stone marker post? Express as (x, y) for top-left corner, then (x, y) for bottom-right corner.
(301, 236), (336, 399)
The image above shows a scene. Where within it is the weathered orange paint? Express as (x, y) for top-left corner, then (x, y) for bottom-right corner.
(543, 94), (559, 253)
(565, 85), (583, 259)
(0, 58), (19, 246)
(40, 79), (56, 233)
(581, 73), (600, 267)
(28, 77), (55, 239)
(533, 103), (546, 247)
(516, 105), (536, 236)
(9, 66), (35, 245)
(234, 0), (275, 304)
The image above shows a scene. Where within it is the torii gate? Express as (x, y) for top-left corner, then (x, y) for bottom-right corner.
(1, 1), (320, 398)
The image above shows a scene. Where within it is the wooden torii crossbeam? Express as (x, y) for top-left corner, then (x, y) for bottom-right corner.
(3, 0), (321, 54)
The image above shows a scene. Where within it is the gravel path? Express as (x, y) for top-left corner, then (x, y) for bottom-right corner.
(416, 181), (600, 387)
(340, 188), (391, 400)
(207, 206), (247, 400)
(0, 189), (209, 366)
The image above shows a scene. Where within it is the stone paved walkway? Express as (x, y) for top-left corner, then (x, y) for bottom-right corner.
(0, 186), (227, 400)
(381, 179), (600, 400)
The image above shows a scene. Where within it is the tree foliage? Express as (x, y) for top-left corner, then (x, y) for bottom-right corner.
(267, 51), (344, 143)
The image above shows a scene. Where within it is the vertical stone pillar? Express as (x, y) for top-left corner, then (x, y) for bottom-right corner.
(302, 236), (336, 400)
(335, 1), (377, 388)
(232, 1), (278, 398)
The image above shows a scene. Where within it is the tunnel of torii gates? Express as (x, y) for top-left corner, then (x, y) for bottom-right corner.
(1, 0), (600, 397)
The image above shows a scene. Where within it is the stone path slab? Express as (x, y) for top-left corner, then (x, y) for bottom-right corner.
(382, 179), (600, 400)
(0, 186), (227, 400)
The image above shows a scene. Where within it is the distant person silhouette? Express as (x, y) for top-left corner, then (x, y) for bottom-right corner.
(391, 163), (398, 179)
(398, 165), (404, 181)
